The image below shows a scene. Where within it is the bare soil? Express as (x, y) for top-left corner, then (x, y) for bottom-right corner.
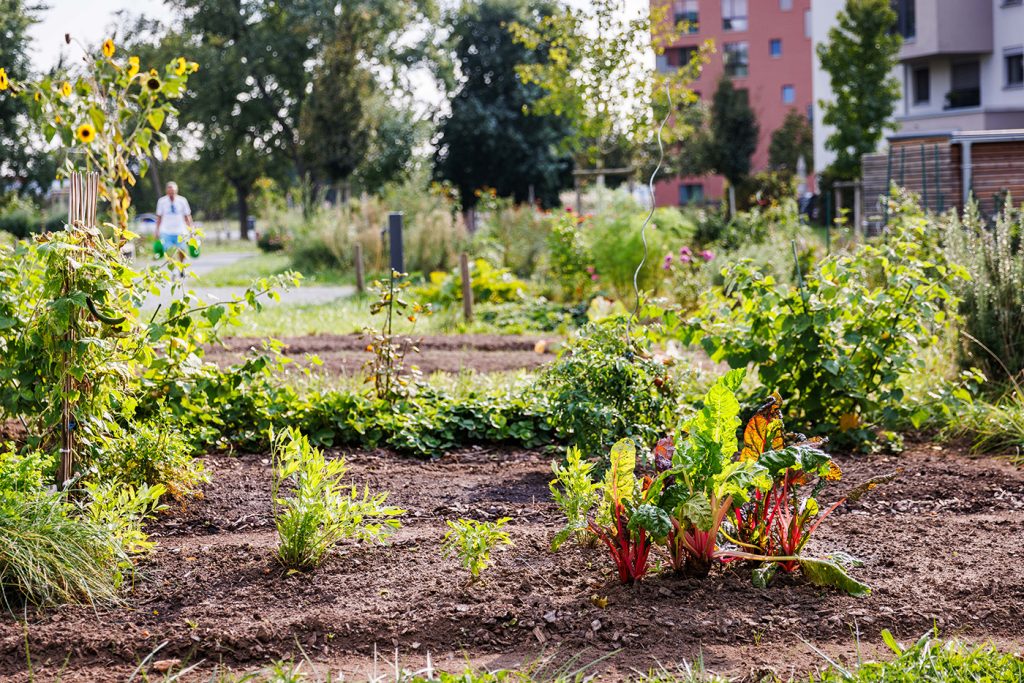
(2, 441), (1023, 682)
(205, 334), (554, 376)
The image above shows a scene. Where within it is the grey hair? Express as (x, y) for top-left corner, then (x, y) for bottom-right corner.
(166, 181), (178, 191)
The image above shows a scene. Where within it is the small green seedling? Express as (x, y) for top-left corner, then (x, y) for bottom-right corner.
(441, 517), (513, 580)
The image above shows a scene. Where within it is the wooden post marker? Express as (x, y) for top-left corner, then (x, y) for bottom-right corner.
(459, 252), (473, 322)
(354, 243), (365, 295)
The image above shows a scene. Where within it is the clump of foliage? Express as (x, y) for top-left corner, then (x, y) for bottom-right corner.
(685, 199), (965, 444)
(441, 517), (513, 580)
(93, 421), (206, 499)
(540, 318), (678, 456)
(942, 200), (1024, 383)
(83, 479), (167, 555)
(546, 209), (596, 302)
(0, 493), (128, 607)
(415, 258), (529, 307)
(549, 446), (601, 550)
(271, 428), (403, 571)
(813, 629), (1024, 682)
(363, 271), (431, 404)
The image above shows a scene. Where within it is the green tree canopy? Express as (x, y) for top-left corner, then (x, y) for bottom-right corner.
(434, 0), (573, 209)
(768, 109), (814, 176)
(816, 0), (901, 180)
(709, 77), (758, 187)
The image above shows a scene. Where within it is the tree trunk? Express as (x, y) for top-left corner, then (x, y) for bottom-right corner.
(236, 183), (251, 240)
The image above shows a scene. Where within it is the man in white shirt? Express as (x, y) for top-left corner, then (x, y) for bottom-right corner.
(155, 181), (194, 262)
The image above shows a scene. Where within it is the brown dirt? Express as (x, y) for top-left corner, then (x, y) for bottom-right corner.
(2, 442), (1023, 681)
(204, 334), (555, 376)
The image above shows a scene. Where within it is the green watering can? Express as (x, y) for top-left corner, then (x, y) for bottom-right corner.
(152, 239), (164, 258)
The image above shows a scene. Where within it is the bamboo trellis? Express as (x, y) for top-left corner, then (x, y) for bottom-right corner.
(57, 172), (100, 487)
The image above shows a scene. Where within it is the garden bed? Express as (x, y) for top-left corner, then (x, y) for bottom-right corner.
(2, 442), (1022, 681)
(205, 334), (555, 376)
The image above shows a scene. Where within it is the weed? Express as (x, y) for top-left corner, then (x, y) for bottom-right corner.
(441, 517), (513, 579)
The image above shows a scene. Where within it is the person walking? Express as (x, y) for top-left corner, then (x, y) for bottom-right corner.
(155, 181), (194, 264)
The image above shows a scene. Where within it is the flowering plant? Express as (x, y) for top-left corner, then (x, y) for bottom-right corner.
(1, 36), (196, 232)
(662, 245), (714, 312)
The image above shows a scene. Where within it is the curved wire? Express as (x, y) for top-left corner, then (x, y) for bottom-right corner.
(631, 84), (672, 324)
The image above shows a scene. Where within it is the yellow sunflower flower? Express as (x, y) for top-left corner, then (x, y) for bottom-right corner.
(60, 81), (72, 98)
(174, 57), (187, 75)
(188, 61), (200, 73)
(144, 70), (161, 92)
(127, 56), (140, 78)
(76, 123), (96, 143)
(0, 68), (9, 91)
(102, 39), (116, 59)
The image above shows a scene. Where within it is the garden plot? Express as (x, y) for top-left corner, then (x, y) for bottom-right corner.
(3, 442), (1022, 682)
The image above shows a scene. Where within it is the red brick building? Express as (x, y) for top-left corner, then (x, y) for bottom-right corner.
(653, 0), (815, 206)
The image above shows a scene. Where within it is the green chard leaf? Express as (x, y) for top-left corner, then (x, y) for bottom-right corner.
(799, 557), (871, 597)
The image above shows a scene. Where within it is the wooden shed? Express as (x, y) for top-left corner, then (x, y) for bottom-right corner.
(862, 129), (1024, 222)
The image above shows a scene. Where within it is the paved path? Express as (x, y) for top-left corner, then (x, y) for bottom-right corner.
(145, 251), (354, 308)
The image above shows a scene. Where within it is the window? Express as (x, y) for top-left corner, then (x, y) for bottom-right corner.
(667, 46), (698, 68)
(806, 103), (814, 124)
(912, 66), (930, 104)
(782, 85), (796, 104)
(723, 42), (749, 77)
(722, 0), (748, 31)
(780, 0), (793, 9)
(679, 184), (704, 205)
(673, 1), (700, 33)
(893, 0), (916, 39)
(947, 60), (981, 109)
(1006, 50), (1024, 88)
(770, 39), (782, 58)
(1002, 0), (1023, 7)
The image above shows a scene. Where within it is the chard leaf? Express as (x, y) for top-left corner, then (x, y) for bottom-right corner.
(682, 492), (713, 531)
(799, 557), (871, 597)
(687, 373), (743, 456)
(604, 438), (636, 506)
(752, 562), (778, 588)
(759, 444), (833, 478)
(628, 503), (672, 541)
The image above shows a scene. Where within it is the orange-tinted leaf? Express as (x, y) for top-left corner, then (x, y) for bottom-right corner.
(739, 393), (784, 461)
(839, 412), (861, 432)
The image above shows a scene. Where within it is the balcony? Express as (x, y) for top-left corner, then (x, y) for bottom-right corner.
(945, 88), (981, 110)
(897, 0), (993, 61)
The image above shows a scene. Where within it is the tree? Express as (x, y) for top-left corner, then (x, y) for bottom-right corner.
(0, 1), (55, 196)
(768, 109), (814, 176)
(709, 77), (758, 188)
(816, 0), (901, 180)
(510, 0), (710, 173)
(434, 0), (573, 209)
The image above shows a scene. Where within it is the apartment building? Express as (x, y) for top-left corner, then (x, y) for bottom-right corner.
(653, 0), (815, 206)
(813, 0), (1024, 175)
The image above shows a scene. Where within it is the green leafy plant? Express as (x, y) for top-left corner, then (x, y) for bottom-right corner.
(93, 421), (206, 499)
(685, 198), (965, 443)
(441, 517), (513, 579)
(546, 209), (596, 302)
(271, 428), (403, 570)
(363, 271), (431, 404)
(0, 493), (127, 607)
(549, 446), (601, 550)
(540, 318), (677, 456)
(83, 479), (167, 555)
(415, 258), (530, 307)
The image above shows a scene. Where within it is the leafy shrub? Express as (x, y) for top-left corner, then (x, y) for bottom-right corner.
(476, 296), (589, 333)
(415, 258), (529, 307)
(271, 428), (403, 570)
(441, 517), (513, 579)
(93, 422), (206, 499)
(0, 445), (54, 502)
(943, 201), (1024, 382)
(472, 191), (553, 278)
(540, 318), (678, 456)
(0, 206), (38, 239)
(0, 494), (127, 606)
(685, 201), (965, 441)
(549, 446), (601, 550)
(83, 480), (167, 555)
(546, 210), (595, 302)
(364, 271), (431, 403)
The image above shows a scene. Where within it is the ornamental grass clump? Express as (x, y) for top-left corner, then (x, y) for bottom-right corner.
(271, 428), (403, 571)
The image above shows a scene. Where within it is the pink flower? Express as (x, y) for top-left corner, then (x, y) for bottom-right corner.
(679, 246), (692, 257)
(591, 274), (599, 281)
(585, 265), (595, 274)
(701, 249), (715, 262)
(679, 253), (692, 263)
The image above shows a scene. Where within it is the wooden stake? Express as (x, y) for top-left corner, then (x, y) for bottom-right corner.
(354, 243), (365, 295)
(459, 252), (473, 322)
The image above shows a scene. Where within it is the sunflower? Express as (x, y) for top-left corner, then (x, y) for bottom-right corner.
(144, 69), (161, 92)
(174, 57), (187, 76)
(60, 81), (72, 98)
(127, 56), (140, 78)
(102, 39), (115, 59)
(0, 68), (9, 91)
(188, 61), (200, 73)
(76, 123), (96, 143)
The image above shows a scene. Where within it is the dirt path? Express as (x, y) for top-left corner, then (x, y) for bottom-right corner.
(206, 334), (554, 376)
(2, 442), (1022, 681)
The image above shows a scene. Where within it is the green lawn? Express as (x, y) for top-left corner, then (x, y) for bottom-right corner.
(198, 251), (353, 287)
